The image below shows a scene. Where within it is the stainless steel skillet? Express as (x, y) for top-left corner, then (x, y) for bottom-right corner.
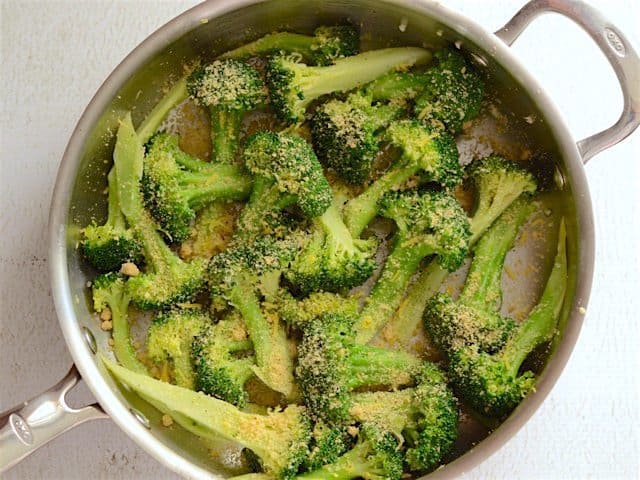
(1, 0), (638, 477)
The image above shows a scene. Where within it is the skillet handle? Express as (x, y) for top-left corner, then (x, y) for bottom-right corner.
(495, 0), (640, 163)
(0, 365), (107, 473)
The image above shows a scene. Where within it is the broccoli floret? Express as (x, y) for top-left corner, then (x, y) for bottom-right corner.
(187, 59), (266, 163)
(208, 237), (296, 397)
(145, 308), (209, 389)
(266, 47), (431, 123)
(349, 363), (458, 473)
(142, 132), (252, 243)
(297, 424), (403, 480)
(343, 120), (462, 238)
(297, 314), (423, 424)
(424, 200), (536, 356)
(277, 289), (359, 327)
(235, 131), (332, 244)
(414, 49), (484, 134)
(354, 190), (470, 344)
(303, 422), (352, 472)
(114, 113), (207, 309)
(220, 25), (360, 66)
(449, 220), (568, 418)
(179, 201), (241, 260)
(311, 72), (429, 184)
(466, 155), (537, 243)
(92, 272), (147, 374)
(81, 167), (142, 271)
(287, 194), (378, 294)
(377, 155), (538, 350)
(192, 313), (255, 406)
(103, 358), (310, 479)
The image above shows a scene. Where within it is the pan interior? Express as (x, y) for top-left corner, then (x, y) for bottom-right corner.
(61, 0), (579, 476)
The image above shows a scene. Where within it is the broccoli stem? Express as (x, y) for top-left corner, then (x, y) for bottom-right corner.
(114, 113), (145, 222)
(210, 108), (243, 164)
(377, 198), (534, 348)
(355, 242), (430, 344)
(296, 440), (373, 480)
(235, 177), (290, 244)
(366, 71), (428, 102)
(458, 200), (535, 310)
(304, 48), (431, 100)
(345, 344), (422, 389)
(502, 220), (567, 374)
(229, 276), (295, 397)
(177, 166), (253, 210)
(344, 166), (416, 237)
(318, 203), (355, 252)
(220, 32), (319, 60)
(137, 76), (188, 144)
(105, 167), (126, 230)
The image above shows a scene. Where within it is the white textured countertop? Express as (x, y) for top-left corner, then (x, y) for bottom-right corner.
(1, 1), (638, 478)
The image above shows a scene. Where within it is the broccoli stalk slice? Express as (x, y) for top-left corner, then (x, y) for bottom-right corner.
(458, 199), (536, 310)
(92, 274), (147, 375)
(503, 220), (568, 373)
(377, 157), (537, 349)
(450, 221), (567, 417)
(210, 108), (243, 164)
(81, 167), (142, 272)
(229, 276), (295, 398)
(103, 358), (310, 479)
(115, 114), (205, 309)
(343, 343), (422, 390)
(267, 47), (431, 123)
(219, 26), (359, 66)
(168, 165), (252, 209)
(137, 76), (189, 145)
(355, 240), (434, 344)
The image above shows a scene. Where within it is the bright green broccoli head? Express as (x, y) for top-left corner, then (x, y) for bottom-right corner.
(187, 59), (266, 111)
(312, 93), (401, 184)
(303, 421), (351, 472)
(244, 131), (333, 218)
(415, 49), (484, 134)
(310, 25), (360, 65)
(92, 272), (126, 312)
(297, 313), (422, 424)
(146, 309), (209, 389)
(379, 189), (470, 272)
(386, 119), (462, 190)
(424, 293), (516, 355)
(467, 155), (537, 241)
(191, 313), (254, 407)
(277, 289), (359, 327)
(81, 168), (142, 272)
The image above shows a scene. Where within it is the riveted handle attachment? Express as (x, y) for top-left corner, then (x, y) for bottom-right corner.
(0, 365), (107, 473)
(495, 0), (640, 163)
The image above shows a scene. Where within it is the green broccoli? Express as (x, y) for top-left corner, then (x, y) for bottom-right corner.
(114, 113), (207, 309)
(142, 132), (252, 243)
(297, 424), (403, 480)
(192, 312), (255, 407)
(297, 314), (423, 425)
(449, 220), (568, 418)
(187, 59), (266, 163)
(287, 192), (378, 294)
(349, 363), (458, 473)
(343, 120), (462, 238)
(235, 131), (332, 244)
(179, 201), (241, 260)
(92, 272), (147, 375)
(136, 76), (189, 145)
(266, 47), (431, 123)
(277, 289), (359, 327)
(303, 422), (352, 472)
(103, 358), (310, 480)
(354, 190), (471, 344)
(145, 308), (210, 389)
(311, 72), (429, 184)
(378, 155), (537, 349)
(81, 167), (142, 272)
(414, 49), (484, 135)
(219, 25), (360, 66)
(424, 199), (536, 356)
(208, 237), (296, 397)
